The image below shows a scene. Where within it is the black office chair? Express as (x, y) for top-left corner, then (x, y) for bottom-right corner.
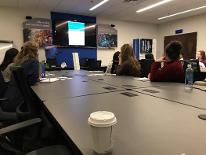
(46, 58), (58, 68)
(0, 71), (18, 124)
(183, 60), (205, 81)
(0, 71), (7, 98)
(0, 118), (71, 155)
(140, 59), (154, 78)
(87, 59), (102, 71)
(0, 67), (72, 154)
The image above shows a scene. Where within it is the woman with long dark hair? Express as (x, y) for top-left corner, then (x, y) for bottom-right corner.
(0, 48), (19, 82)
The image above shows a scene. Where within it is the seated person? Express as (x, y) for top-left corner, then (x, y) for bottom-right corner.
(116, 44), (141, 77)
(149, 41), (184, 82)
(140, 53), (154, 78)
(111, 51), (120, 74)
(145, 53), (154, 60)
(14, 42), (39, 85)
(0, 48), (19, 82)
(196, 50), (206, 67)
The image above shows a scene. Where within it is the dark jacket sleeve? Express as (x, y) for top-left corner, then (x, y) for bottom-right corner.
(22, 59), (39, 86)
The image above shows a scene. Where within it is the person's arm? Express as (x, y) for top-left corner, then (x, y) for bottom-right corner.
(149, 56), (168, 82)
(22, 60), (39, 86)
(45, 45), (55, 50)
(149, 62), (172, 82)
(30, 60), (39, 85)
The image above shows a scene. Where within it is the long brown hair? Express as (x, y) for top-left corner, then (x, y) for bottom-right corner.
(198, 50), (206, 60)
(120, 44), (140, 70)
(14, 42), (38, 65)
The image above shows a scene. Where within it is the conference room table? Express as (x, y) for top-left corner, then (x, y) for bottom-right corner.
(32, 70), (206, 155)
(32, 75), (124, 102)
(134, 84), (206, 110)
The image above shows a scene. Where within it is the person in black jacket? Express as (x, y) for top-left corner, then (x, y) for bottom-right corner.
(14, 42), (39, 85)
(111, 51), (120, 74)
(116, 44), (141, 77)
(1, 42), (39, 112)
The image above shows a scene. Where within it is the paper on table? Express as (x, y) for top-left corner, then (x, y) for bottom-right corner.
(57, 77), (72, 80)
(45, 73), (55, 77)
(89, 71), (104, 73)
(193, 85), (206, 91)
(133, 77), (149, 81)
(40, 78), (59, 83)
(88, 74), (105, 76)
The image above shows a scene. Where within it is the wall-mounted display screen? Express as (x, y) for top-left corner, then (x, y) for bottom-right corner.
(53, 20), (96, 48)
(68, 21), (85, 46)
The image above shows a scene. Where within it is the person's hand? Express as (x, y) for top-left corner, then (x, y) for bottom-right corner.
(148, 73), (151, 80)
(156, 56), (166, 62)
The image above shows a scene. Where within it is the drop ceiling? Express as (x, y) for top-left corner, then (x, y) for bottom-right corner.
(0, 0), (206, 23)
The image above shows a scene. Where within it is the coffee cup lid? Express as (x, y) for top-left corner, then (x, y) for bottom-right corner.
(88, 111), (117, 127)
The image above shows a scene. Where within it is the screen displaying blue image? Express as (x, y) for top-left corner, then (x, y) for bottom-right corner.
(68, 21), (85, 46)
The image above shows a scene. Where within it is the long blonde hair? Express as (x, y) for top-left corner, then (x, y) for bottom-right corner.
(14, 42), (38, 65)
(120, 44), (135, 63)
(121, 44), (140, 64)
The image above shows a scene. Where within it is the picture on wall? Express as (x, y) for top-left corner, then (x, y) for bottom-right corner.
(23, 29), (52, 48)
(140, 39), (153, 54)
(97, 24), (117, 48)
(23, 18), (52, 48)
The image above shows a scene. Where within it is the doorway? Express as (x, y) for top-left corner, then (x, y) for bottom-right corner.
(164, 32), (197, 60)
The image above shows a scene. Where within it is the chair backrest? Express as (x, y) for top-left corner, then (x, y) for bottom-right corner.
(183, 59), (205, 81)
(87, 59), (101, 71)
(0, 71), (7, 97)
(80, 58), (89, 68)
(12, 66), (40, 118)
(140, 59), (154, 78)
(47, 58), (58, 68)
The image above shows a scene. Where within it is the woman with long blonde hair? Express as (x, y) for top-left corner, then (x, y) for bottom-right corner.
(116, 44), (141, 77)
(14, 41), (39, 85)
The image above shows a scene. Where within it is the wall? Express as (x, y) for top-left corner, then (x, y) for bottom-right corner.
(0, 7), (158, 66)
(96, 17), (158, 66)
(0, 7), (50, 62)
(157, 13), (206, 58)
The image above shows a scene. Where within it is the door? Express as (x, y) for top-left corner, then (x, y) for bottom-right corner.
(164, 32), (197, 60)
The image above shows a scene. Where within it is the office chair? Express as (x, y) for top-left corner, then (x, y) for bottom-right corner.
(140, 59), (154, 78)
(0, 118), (71, 155)
(0, 71), (19, 123)
(0, 71), (7, 98)
(46, 58), (58, 68)
(87, 59), (102, 71)
(0, 67), (72, 154)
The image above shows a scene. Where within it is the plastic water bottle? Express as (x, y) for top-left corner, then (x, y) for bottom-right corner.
(40, 62), (46, 78)
(105, 61), (112, 75)
(185, 64), (193, 89)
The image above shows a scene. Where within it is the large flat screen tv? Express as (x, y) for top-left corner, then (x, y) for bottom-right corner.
(53, 20), (96, 48)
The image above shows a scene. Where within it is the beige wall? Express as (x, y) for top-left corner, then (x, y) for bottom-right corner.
(0, 7), (50, 62)
(157, 13), (206, 58)
(0, 7), (158, 66)
(96, 17), (158, 65)
(1, 6), (206, 66)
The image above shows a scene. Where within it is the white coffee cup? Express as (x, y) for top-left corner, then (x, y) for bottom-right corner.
(88, 111), (117, 154)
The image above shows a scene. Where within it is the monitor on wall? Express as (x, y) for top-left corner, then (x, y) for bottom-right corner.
(53, 20), (97, 48)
